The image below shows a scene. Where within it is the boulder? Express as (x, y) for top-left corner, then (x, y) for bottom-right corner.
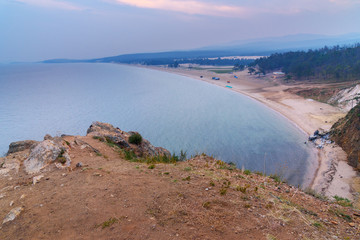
(87, 121), (170, 157)
(23, 140), (70, 174)
(7, 140), (39, 156)
(87, 122), (129, 148)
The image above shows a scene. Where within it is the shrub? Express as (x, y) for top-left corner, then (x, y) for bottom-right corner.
(179, 150), (187, 161)
(243, 169), (251, 175)
(236, 186), (247, 194)
(270, 174), (281, 183)
(184, 167), (192, 171)
(129, 133), (142, 145)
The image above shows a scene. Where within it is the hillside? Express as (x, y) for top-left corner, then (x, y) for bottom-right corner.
(252, 44), (360, 82)
(1, 122), (360, 239)
(331, 104), (360, 170)
(42, 33), (360, 66)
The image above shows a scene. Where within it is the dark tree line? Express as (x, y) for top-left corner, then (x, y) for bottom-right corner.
(251, 44), (360, 82)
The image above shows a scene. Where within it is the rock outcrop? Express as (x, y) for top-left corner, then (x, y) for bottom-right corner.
(23, 137), (71, 174)
(331, 104), (360, 169)
(7, 140), (38, 156)
(1, 122), (170, 177)
(87, 121), (170, 157)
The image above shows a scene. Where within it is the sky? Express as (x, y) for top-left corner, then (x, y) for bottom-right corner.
(0, 0), (360, 62)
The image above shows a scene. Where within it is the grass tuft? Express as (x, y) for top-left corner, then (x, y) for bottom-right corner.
(97, 217), (118, 229)
(333, 195), (353, 207)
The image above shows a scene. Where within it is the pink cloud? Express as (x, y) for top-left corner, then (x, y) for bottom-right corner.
(113, 0), (251, 18)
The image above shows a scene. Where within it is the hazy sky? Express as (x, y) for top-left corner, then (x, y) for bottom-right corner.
(1, 0), (360, 62)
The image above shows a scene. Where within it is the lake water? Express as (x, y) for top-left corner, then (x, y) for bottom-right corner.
(0, 63), (316, 186)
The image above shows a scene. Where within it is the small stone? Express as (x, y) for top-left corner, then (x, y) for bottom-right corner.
(9, 201), (14, 206)
(14, 186), (20, 190)
(2, 207), (23, 224)
(353, 212), (360, 217)
(331, 221), (338, 225)
(205, 188), (209, 191)
(0, 193), (5, 199)
(76, 162), (83, 168)
(349, 222), (355, 227)
(60, 184), (64, 187)
(93, 173), (102, 177)
(33, 174), (44, 185)
(20, 194), (26, 200)
(62, 173), (66, 176)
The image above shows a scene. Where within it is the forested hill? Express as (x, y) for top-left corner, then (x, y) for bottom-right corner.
(251, 44), (360, 82)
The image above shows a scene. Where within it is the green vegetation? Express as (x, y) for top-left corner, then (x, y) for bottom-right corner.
(329, 208), (352, 222)
(179, 150), (187, 161)
(252, 44), (360, 82)
(57, 149), (66, 164)
(148, 164), (155, 169)
(243, 169), (251, 175)
(97, 217), (119, 229)
(312, 222), (322, 228)
(184, 167), (192, 171)
(236, 185), (247, 194)
(304, 188), (328, 201)
(266, 234), (278, 240)
(219, 188), (227, 195)
(333, 195), (353, 207)
(182, 176), (191, 181)
(269, 174), (282, 183)
(128, 133), (142, 145)
(202, 201), (211, 209)
(92, 136), (105, 142)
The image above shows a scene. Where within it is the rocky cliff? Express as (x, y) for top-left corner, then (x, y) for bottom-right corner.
(331, 104), (360, 170)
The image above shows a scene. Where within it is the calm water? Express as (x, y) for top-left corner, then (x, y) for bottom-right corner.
(0, 63), (316, 186)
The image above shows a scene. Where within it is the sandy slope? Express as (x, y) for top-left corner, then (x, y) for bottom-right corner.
(141, 65), (358, 201)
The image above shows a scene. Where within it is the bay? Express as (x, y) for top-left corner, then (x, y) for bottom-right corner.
(0, 63), (316, 186)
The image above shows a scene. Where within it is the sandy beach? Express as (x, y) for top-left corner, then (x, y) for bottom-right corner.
(143, 65), (358, 201)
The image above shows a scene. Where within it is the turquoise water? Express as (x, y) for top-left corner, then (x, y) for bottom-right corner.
(0, 63), (316, 186)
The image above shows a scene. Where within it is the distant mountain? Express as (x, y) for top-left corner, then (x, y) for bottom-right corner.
(43, 33), (360, 65)
(200, 33), (360, 53)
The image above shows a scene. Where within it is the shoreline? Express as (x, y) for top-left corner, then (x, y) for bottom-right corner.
(138, 64), (357, 200)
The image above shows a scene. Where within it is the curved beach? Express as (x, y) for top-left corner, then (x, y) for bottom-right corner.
(145, 65), (357, 200)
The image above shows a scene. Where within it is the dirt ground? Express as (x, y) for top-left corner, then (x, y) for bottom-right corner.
(1, 135), (360, 240)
